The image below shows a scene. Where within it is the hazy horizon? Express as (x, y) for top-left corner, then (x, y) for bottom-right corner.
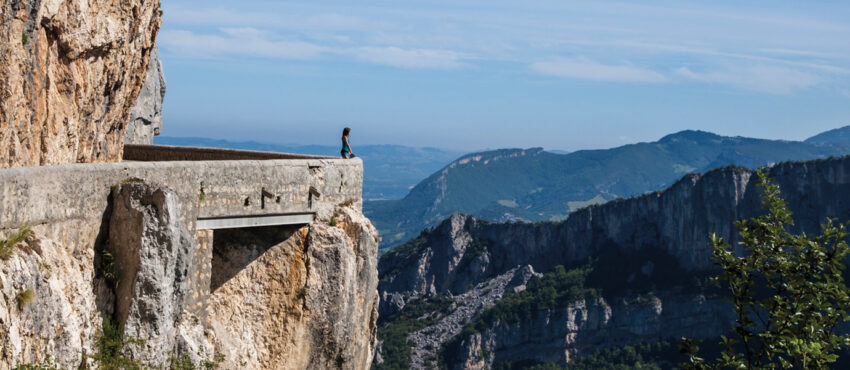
(158, 0), (850, 152)
(158, 124), (850, 154)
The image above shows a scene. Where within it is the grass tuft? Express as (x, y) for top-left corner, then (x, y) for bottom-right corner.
(16, 290), (35, 307)
(0, 227), (34, 260)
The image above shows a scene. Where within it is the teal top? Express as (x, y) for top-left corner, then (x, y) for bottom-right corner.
(342, 137), (351, 152)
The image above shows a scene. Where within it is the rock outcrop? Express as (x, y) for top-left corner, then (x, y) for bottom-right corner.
(109, 182), (198, 365)
(445, 294), (733, 369)
(206, 205), (379, 369)
(0, 179), (379, 369)
(377, 156), (850, 368)
(0, 0), (161, 168)
(124, 45), (165, 145)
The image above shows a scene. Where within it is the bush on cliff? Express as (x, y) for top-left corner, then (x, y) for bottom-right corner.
(0, 226), (33, 260)
(682, 170), (850, 369)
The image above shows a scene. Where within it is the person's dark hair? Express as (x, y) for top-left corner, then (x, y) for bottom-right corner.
(342, 127), (351, 137)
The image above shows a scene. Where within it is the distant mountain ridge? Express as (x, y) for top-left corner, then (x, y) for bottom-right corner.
(367, 126), (850, 249)
(154, 136), (463, 201)
(805, 125), (850, 144)
(375, 154), (850, 369)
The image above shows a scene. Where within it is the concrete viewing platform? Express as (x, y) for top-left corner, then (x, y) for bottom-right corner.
(0, 144), (364, 319)
(0, 144), (362, 231)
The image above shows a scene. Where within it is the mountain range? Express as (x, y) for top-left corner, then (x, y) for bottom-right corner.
(375, 154), (850, 369)
(154, 137), (463, 201)
(366, 126), (850, 250)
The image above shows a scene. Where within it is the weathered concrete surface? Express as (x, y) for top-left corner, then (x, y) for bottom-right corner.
(0, 156), (376, 368)
(125, 46), (166, 145)
(0, 0), (162, 168)
(0, 158), (363, 231)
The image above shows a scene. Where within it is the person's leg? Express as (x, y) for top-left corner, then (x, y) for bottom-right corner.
(341, 150), (348, 159)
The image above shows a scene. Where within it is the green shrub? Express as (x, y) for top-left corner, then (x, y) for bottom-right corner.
(14, 356), (58, 370)
(476, 264), (596, 327)
(16, 290), (35, 307)
(21, 32), (28, 45)
(375, 295), (453, 370)
(89, 317), (146, 369)
(0, 226), (34, 260)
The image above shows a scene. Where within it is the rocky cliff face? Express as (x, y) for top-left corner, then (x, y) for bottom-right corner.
(445, 294), (732, 369)
(206, 205), (379, 369)
(377, 156), (850, 368)
(124, 45), (165, 145)
(0, 182), (379, 369)
(0, 0), (161, 168)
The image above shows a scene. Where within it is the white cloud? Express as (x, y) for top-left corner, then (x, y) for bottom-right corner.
(530, 57), (667, 83)
(160, 29), (326, 60)
(675, 66), (822, 94)
(347, 47), (467, 69)
(160, 28), (470, 70)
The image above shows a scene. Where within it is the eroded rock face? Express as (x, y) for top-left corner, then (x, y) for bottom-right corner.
(124, 45), (165, 145)
(446, 294), (733, 369)
(0, 0), (162, 168)
(109, 182), (197, 365)
(0, 223), (101, 368)
(207, 206), (379, 369)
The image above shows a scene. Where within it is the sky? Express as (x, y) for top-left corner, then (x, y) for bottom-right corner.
(158, 0), (850, 152)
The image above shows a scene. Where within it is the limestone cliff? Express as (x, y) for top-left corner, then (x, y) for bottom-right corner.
(124, 45), (165, 145)
(377, 156), (850, 368)
(444, 294), (732, 369)
(0, 0), (161, 168)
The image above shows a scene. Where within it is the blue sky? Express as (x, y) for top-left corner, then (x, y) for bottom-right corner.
(158, 0), (850, 152)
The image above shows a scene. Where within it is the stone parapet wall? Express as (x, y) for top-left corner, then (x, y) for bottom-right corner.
(123, 144), (332, 162)
(0, 157), (362, 231)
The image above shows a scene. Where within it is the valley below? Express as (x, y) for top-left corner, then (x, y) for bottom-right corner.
(373, 154), (850, 369)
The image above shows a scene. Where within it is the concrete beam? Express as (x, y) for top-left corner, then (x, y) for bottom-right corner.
(197, 213), (314, 230)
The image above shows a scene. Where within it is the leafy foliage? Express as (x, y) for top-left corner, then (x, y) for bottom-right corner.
(476, 265), (596, 327)
(90, 317), (147, 369)
(14, 356), (59, 370)
(374, 295), (453, 370)
(441, 265), (596, 365)
(682, 170), (850, 369)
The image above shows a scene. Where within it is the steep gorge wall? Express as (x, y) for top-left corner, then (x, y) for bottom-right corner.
(380, 158), (850, 300)
(0, 0), (161, 168)
(377, 157), (850, 368)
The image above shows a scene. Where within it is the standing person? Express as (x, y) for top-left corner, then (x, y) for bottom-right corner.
(341, 127), (355, 159)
